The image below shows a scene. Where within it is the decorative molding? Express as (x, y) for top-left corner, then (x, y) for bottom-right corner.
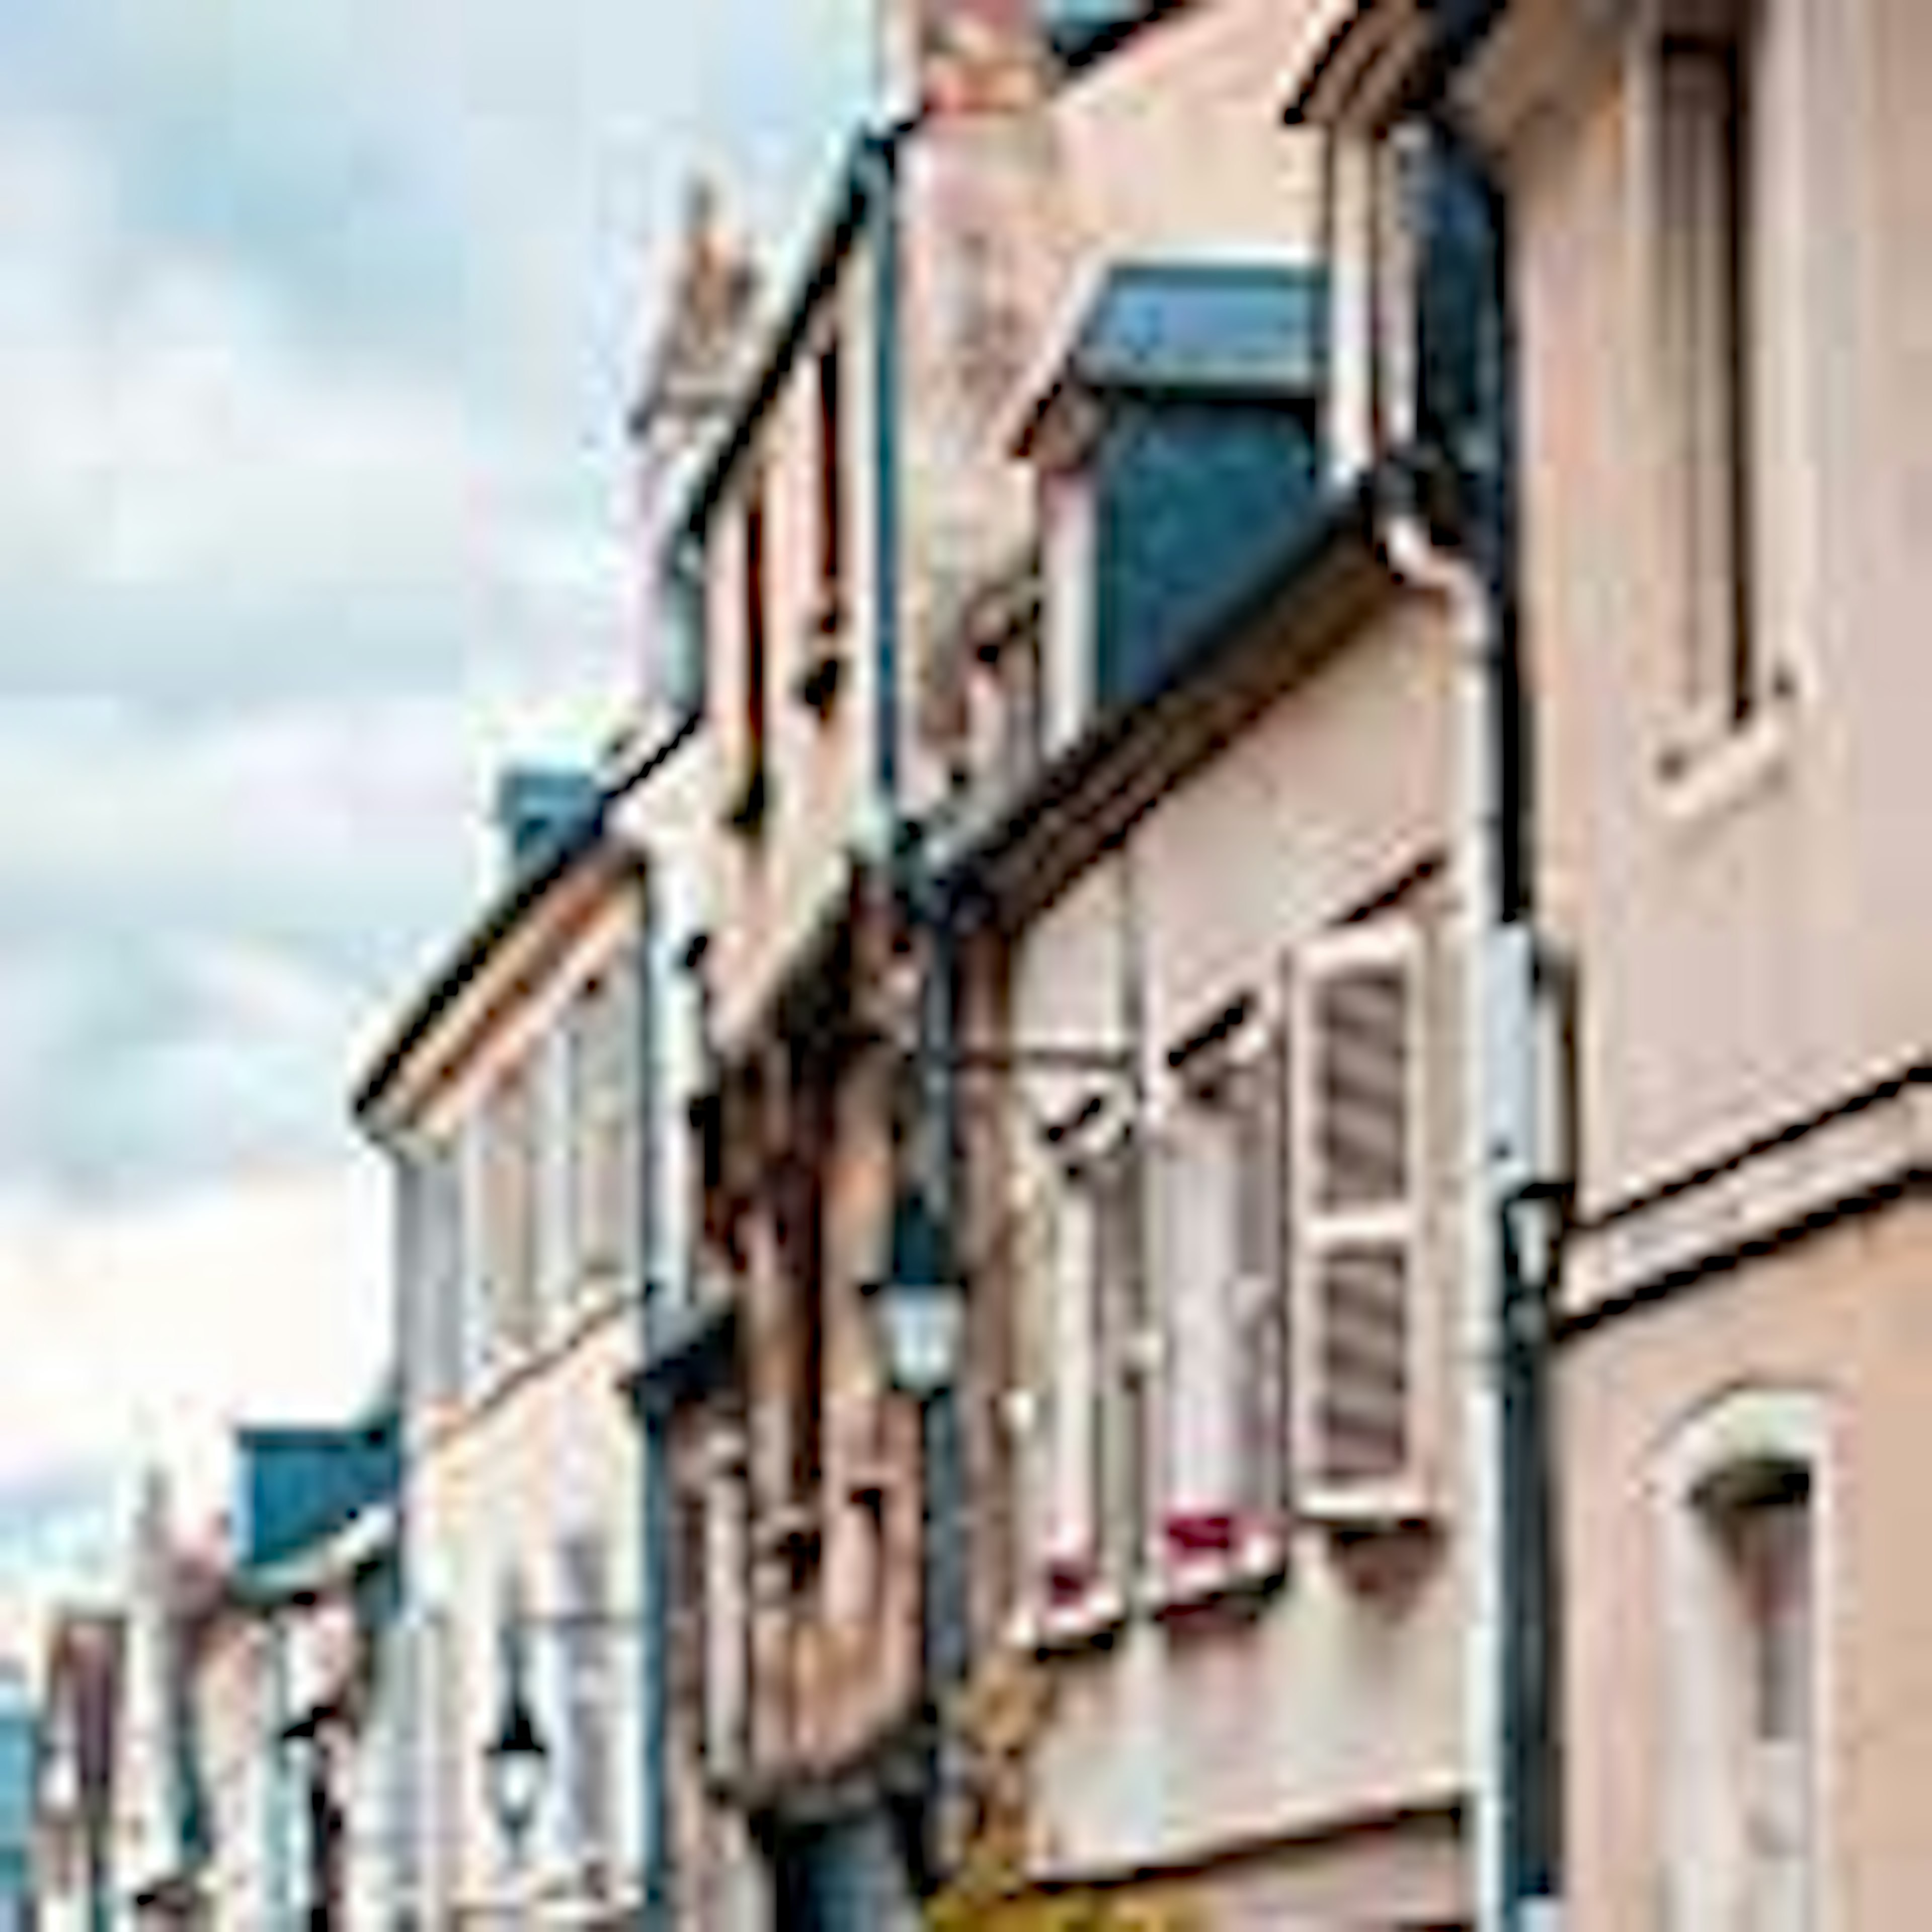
(1565, 1063), (1932, 1328)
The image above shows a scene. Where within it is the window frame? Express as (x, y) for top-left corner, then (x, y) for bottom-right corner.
(1150, 1007), (1292, 1602)
(1641, 0), (1812, 807)
(1009, 1101), (1139, 1650)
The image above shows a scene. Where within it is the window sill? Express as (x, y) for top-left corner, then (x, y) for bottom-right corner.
(1298, 1487), (1436, 1543)
(1007, 1579), (1129, 1659)
(1148, 1512), (1289, 1624)
(1654, 678), (1798, 832)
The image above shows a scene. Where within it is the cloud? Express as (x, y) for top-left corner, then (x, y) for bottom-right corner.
(0, 1163), (389, 1510)
(0, 0), (878, 1613)
(0, 116), (629, 713)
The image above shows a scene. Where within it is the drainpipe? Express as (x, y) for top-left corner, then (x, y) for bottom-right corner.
(633, 859), (675, 1932)
(859, 127), (903, 839)
(1373, 112), (1560, 1932)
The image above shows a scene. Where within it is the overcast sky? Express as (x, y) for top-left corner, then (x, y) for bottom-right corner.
(0, 0), (872, 1629)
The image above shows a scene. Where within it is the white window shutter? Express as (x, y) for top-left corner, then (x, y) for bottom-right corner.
(1043, 1167), (1100, 1590)
(1231, 1035), (1291, 1544)
(536, 1025), (575, 1337)
(1295, 921), (1427, 1523)
(1155, 1110), (1240, 1534)
(1156, 1031), (1289, 1588)
(416, 1609), (459, 1920)
(997, 1186), (1055, 1643)
(701, 1433), (750, 1783)
(458, 1114), (492, 1400)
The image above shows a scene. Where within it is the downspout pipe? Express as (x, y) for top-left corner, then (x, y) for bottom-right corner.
(856, 109), (972, 1897)
(858, 127), (904, 833)
(633, 860), (676, 1932)
(1372, 110), (1560, 1932)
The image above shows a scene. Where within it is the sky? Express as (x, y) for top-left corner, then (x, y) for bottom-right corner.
(0, 0), (874, 1632)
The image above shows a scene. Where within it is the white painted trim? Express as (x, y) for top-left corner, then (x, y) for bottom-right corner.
(1292, 917), (1432, 1525)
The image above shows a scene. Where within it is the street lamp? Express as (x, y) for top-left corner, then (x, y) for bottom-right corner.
(1500, 1176), (1574, 1315)
(867, 1180), (965, 1398)
(484, 1675), (550, 1867)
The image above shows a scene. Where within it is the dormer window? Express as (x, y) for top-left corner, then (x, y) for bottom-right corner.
(1016, 262), (1327, 757)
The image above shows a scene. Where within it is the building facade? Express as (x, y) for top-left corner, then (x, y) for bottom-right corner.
(35, 1611), (123, 1932)
(1447, 0), (1932, 1923)
(357, 777), (653, 1929)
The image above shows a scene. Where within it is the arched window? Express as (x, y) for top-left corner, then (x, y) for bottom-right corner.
(1656, 1387), (1827, 1931)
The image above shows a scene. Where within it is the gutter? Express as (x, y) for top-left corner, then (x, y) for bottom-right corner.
(860, 128), (905, 826)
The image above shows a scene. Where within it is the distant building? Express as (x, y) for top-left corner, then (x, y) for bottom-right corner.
(356, 759), (657, 1927)
(0, 1660), (35, 1932)
(34, 1610), (123, 1932)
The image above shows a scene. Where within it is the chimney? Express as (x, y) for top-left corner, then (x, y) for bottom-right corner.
(494, 766), (602, 879)
(878, 0), (1046, 118)
(628, 175), (762, 527)
(627, 178), (762, 723)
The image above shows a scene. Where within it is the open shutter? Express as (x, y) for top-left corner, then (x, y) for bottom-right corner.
(1231, 1029), (1291, 1548)
(414, 1609), (458, 1921)
(1157, 1028), (1290, 1594)
(1043, 1161), (1101, 1600)
(558, 1532), (613, 1875)
(1295, 921), (1427, 1523)
(701, 1427), (751, 1785)
(1007, 1119), (1134, 1644)
(997, 1181), (1056, 1645)
(1089, 1133), (1141, 1594)
(536, 1025), (575, 1337)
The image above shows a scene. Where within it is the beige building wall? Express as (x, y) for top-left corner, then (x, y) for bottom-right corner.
(368, 856), (650, 1927)
(1561, 1201), (1932, 1932)
(184, 1609), (274, 1930)
(703, 238), (885, 1058)
(1485, 0), (1932, 1920)
(1002, 586), (1472, 1915)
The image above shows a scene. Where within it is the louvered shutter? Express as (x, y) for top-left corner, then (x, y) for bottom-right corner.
(701, 1431), (750, 1783)
(536, 1025), (575, 1336)
(1231, 1032), (1291, 1540)
(458, 1115), (492, 1400)
(1155, 1103), (1239, 1541)
(1042, 1162), (1101, 1594)
(1089, 1134), (1141, 1589)
(997, 1181), (1056, 1642)
(414, 1609), (458, 1921)
(1295, 922), (1426, 1521)
(485, 1060), (539, 1358)
(558, 1532), (613, 1872)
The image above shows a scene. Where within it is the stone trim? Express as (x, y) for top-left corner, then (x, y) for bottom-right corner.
(1563, 1061), (1932, 1331)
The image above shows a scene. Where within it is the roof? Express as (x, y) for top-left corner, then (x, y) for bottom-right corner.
(1016, 260), (1327, 452)
(352, 803), (611, 1125)
(937, 462), (1399, 922)
(353, 709), (702, 1129)
(1043, 0), (1195, 69)
(236, 1410), (397, 1576)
